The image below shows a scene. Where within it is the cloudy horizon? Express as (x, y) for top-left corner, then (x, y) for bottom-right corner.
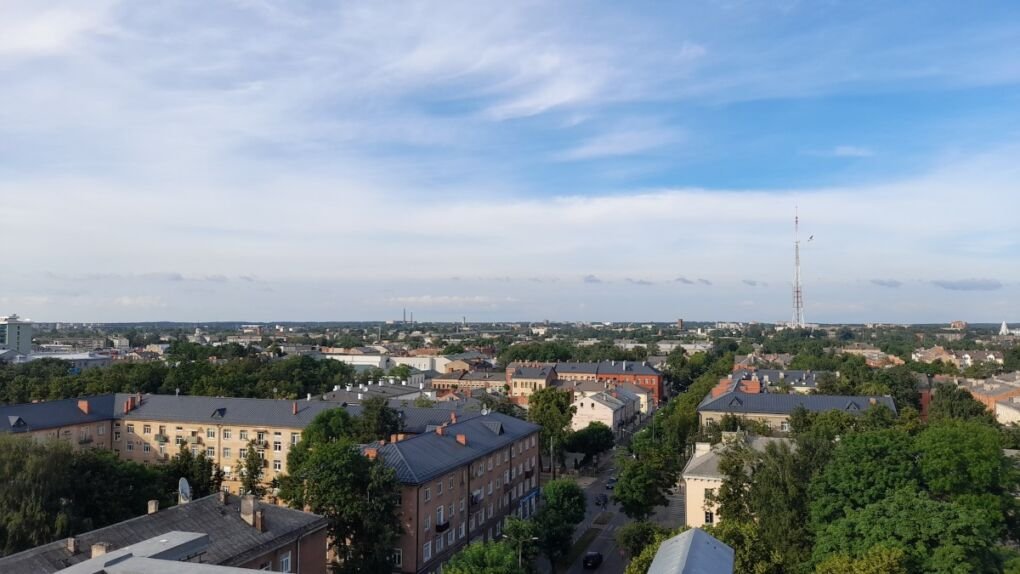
(2, 1), (1019, 324)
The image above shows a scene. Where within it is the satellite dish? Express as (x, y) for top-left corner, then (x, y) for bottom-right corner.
(178, 477), (192, 504)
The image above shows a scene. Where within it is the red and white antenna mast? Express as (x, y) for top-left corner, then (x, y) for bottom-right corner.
(793, 208), (805, 327)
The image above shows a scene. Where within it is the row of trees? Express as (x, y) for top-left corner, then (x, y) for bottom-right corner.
(497, 341), (651, 367)
(0, 354), (359, 404)
(0, 438), (224, 557)
(444, 479), (587, 574)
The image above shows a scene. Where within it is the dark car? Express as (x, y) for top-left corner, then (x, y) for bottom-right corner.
(583, 552), (604, 569)
(605, 477), (618, 490)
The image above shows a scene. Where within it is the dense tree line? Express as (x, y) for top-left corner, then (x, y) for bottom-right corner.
(0, 438), (222, 557)
(625, 385), (1020, 574)
(0, 353), (359, 404)
(497, 341), (649, 367)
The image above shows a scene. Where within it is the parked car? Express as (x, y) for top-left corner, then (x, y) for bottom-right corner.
(583, 552), (604, 569)
(605, 477), (618, 490)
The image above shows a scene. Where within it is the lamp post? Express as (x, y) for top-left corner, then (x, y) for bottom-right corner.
(518, 536), (539, 569)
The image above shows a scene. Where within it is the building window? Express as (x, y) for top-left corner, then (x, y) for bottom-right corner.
(437, 480), (443, 495)
(448, 530), (455, 545)
(487, 481), (493, 495)
(423, 541), (432, 562)
(273, 441), (282, 452)
(126, 442), (134, 451)
(143, 443), (151, 453)
(780, 420), (790, 432)
(459, 523), (466, 539)
(392, 549), (402, 567)
(223, 429), (232, 439)
(424, 487), (431, 502)
(239, 448), (247, 458)
(273, 460), (282, 471)
(257, 431), (266, 443)
(143, 424), (151, 434)
(425, 515), (431, 531)
(97, 425), (105, 436)
(291, 433), (300, 446)
(437, 506), (445, 524)
(175, 435), (183, 446)
(207, 429), (216, 439)
(206, 447), (215, 458)
(488, 457), (493, 471)
(222, 447), (232, 459)
(436, 534), (444, 552)
(127, 424), (135, 434)
(459, 498), (465, 513)
(240, 430), (249, 441)
(705, 511), (714, 524)
(279, 551), (291, 573)
(159, 444), (166, 456)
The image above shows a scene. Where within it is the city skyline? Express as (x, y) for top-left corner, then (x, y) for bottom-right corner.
(2, 1), (1019, 323)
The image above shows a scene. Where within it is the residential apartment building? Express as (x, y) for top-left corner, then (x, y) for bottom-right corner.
(697, 392), (896, 432)
(506, 364), (557, 403)
(431, 370), (505, 392)
(0, 313), (33, 354)
(507, 360), (665, 405)
(0, 492), (329, 574)
(956, 373), (1020, 412)
(570, 391), (637, 434)
(1, 393), (482, 496)
(370, 413), (542, 574)
(682, 434), (792, 529)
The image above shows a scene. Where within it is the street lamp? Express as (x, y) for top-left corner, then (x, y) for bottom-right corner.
(518, 536), (539, 568)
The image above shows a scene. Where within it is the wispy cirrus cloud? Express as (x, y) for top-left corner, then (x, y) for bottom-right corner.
(742, 279), (767, 287)
(871, 279), (903, 288)
(583, 275), (604, 284)
(807, 145), (875, 158)
(625, 278), (655, 286)
(674, 277), (695, 285)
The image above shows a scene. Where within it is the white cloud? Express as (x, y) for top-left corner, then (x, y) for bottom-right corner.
(556, 126), (682, 160)
(807, 145), (875, 158)
(384, 295), (520, 307)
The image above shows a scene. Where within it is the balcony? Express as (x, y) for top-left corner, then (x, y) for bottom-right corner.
(470, 494), (482, 507)
(436, 521), (450, 533)
(78, 437), (94, 445)
(525, 469), (534, 479)
(155, 434), (169, 443)
(187, 436), (202, 445)
(503, 483), (513, 493)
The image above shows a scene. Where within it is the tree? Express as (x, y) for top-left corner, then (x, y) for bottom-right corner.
(239, 440), (266, 497)
(443, 343), (467, 355)
(534, 479), (586, 571)
(812, 487), (999, 573)
(706, 520), (784, 574)
(353, 396), (402, 443)
(504, 516), (539, 569)
(281, 439), (401, 574)
(446, 541), (523, 574)
(527, 388), (575, 473)
(928, 383), (996, 424)
(413, 395), (435, 408)
(564, 422), (614, 462)
(815, 545), (909, 574)
(616, 521), (666, 557)
(613, 456), (670, 520)
(624, 529), (678, 574)
(388, 364), (413, 381)
(164, 445), (224, 500)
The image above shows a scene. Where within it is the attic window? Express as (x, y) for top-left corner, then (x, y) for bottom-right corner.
(845, 402), (860, 411)
(8, 416), (26, 428)
(211, 408), (226, 419)
(483, 421), (504, 435)
(727, 397), (743, 407)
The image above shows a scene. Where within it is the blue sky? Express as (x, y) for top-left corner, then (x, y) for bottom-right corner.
(1, 0), (1019, 323)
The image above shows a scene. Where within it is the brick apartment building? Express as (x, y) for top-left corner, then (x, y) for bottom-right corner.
(369, 412), (542, 574)
(505, 360), (665, 405)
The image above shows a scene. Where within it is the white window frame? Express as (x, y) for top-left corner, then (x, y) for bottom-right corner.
(279, 551), (291, 573)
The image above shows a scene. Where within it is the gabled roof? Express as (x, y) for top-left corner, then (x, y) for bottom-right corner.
(698, 391), (896, 416)
(647, 528), (734, 574)
(0, 493), (327, 574)
(116, 394), (338, 428)
(0, 394), (118, 434)
(372, 412), (540, 484)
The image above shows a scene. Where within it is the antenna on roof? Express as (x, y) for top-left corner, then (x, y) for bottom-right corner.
(178, 477), (192, 504)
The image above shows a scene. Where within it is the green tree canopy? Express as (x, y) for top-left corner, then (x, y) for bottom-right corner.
(446, 541), (523, 574)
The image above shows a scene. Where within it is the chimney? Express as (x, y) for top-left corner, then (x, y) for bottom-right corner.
(436, 426), (445, 436)
(292, 402), (298, 415)
(357, 393), (363, 401)
(240, 495), (256, 527)
(306, 393), (312, 401)
(91, 542), (112, 557)
(254, 509), (266, 533)
(450, 412), (458, 424)
(218, 490), (228, 504)
(456, 434), (468, 446)
(77, 399), (90, 415)
(123, 399), (131, 413)
(66, 537), (79, 554)
(147, 500), (159, 514)
(390, 434), (398, 443)
(869, 398), (877, 405)
(365, 447), (378, 460)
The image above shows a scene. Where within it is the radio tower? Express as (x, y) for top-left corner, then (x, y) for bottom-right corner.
(792, 208), (805, 327)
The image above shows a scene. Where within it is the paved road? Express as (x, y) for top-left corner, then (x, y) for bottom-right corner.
(562, 466), (627, 574)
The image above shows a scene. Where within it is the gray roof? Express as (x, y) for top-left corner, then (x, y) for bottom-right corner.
(373, 412), (540, 484)
(553, 362), (601, 374)
(682, 436), (792, 480)
(0, 394), (118, 434)
(736, 369), (828, 388)
(346, 403), (483, 434)
(117, 394), (339, 428)
(597, 361), (660, 376)
(0, 493), (327, 574)
(647, 528), (734, 574)
(698, 391), (896, 416)
(511, 365), (555, 379)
